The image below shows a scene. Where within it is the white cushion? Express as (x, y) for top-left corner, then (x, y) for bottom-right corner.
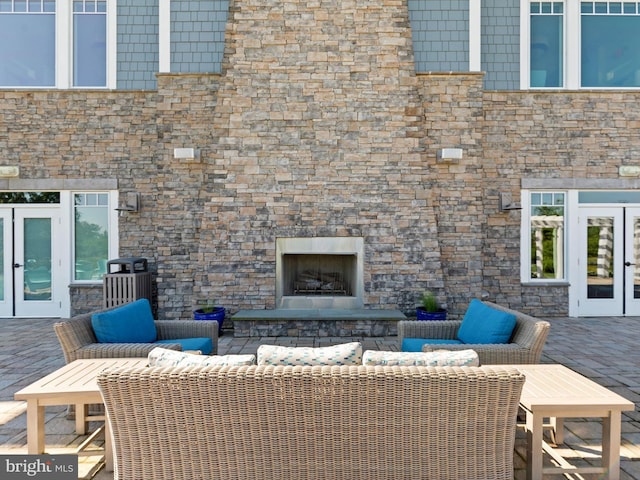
(257, 342), (363, 366)
(148, 347), (256, 367)
(362, 349), (479, 367)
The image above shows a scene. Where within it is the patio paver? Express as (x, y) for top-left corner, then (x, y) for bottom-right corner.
(1, 315), (639, 479)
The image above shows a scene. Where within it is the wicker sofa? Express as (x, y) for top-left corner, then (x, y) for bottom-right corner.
(398, 301), (550, 364)
(53, 305), (218, 363)
(98, 364), (525, 480)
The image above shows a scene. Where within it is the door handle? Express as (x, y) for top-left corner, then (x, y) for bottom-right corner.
(625, 261), (636, 267)
(13, 263), (22, 268)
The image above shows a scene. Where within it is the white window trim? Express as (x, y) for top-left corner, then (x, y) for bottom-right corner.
(469, 0), (481, 71)
(520, 0), (640, 90)
(106, 0), (117, 89)
(159, 0), (171, 73)
(519, 0), (531, 89)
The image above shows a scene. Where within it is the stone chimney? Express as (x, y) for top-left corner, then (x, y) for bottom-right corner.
(196, 0), (444, 311)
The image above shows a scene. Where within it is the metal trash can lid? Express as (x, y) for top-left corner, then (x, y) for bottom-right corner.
(106, 257), (148, 273)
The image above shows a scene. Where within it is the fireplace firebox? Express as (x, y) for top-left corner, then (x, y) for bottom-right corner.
(276, 237), (364, 309)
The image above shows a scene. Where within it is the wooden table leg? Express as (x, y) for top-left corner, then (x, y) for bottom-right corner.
(75, 403), (87, 435)
(25, 400), (45, 454)
(550, 417), (564, 444)
(526, 409), (544, 480)
(602, 411), (622, 480)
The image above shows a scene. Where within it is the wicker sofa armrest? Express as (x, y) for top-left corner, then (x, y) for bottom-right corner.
(482, 301), (550, 362)
(156, 320), (218, 355)
(422, 343), (534, 365)
(397, 320), (460, 348)
(54, 315), (98, 363)
(73, 343), (182, 360)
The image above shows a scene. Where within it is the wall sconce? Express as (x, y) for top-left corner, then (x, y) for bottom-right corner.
(0, 166), (19, 177)
(115, 192), (141, 213)
(436, 148), (463, 163)
(173, 148), (200, 159)
(499, 192), (522, 211)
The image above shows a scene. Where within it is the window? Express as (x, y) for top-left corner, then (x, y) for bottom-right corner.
(581, 1), (640, 87)
(530, 2), (564, 87)
(0, 0), (56, 87)
(73, 0), (106, 87)
(0, 0), (114, 88)
(523, 1), (640, 88)
(527, 192), (566, 280)
(74, 192), (109, 281)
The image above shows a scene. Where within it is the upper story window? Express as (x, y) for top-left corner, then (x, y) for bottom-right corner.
(0, 0), (56, 87)
(523, 1), (640, 88)
(73, 0), (106, 87)
(530, 2), (564, 87)
(0, 0), (114, 88)
(580, 1), (640, 87)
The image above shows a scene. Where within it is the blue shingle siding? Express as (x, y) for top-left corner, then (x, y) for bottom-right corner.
(117, 0), (159, 90)
(408, 0), (469, 72)
(171, 0), (229, 74)
(481, 0), (520, 90)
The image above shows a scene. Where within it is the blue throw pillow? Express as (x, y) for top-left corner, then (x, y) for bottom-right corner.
(92, 299), (157, 343)
(401, 338), (462, 352)
(457, 299), (516, 344)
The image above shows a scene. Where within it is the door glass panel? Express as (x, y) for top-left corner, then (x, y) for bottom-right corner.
(23, 218), (52, 301)
(579, 190), (640, 203)
(586, 216), (615, 298)
(0, 192), (60, 203)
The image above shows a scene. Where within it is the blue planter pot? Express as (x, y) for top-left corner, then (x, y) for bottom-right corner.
(193, 307), (225, 335)
(416, 307), (447, 321)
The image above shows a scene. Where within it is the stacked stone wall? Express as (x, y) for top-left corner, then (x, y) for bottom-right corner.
(416, 73), (486, 315)
(483, 90), (640, 316)
(195, 0), (447, 314)
(3, 6), (640, 318)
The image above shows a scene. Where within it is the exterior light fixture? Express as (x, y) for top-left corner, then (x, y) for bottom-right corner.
(173, 148), (199, 159)
(116, 192), (141, 213)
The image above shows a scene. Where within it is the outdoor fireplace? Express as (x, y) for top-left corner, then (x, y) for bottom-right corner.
(276, 237), (364, 309)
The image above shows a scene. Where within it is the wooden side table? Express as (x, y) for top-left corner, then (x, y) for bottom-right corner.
(515, 364), (634, 480)
(15, 357), (147, 471)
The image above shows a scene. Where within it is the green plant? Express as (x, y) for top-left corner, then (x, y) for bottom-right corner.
(197, 300), (217, 313)
(420, 291), (441, 312)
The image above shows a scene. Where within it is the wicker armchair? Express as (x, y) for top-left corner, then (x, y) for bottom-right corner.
(398, 301), (550, 364)
(54, 306), (218, 363)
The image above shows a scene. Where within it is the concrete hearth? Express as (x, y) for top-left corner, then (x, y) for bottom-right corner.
(231, 309), (407, 337)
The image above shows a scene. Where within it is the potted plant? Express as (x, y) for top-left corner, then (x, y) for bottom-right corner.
(193, 301), (225, 335)
(416, 291), (447, 321)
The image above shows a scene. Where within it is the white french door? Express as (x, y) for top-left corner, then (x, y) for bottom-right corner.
(0, 207), (64, 317)
(577, 207), (640, 316)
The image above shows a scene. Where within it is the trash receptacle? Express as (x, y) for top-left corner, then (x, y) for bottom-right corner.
(103, 257), (152, 308)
